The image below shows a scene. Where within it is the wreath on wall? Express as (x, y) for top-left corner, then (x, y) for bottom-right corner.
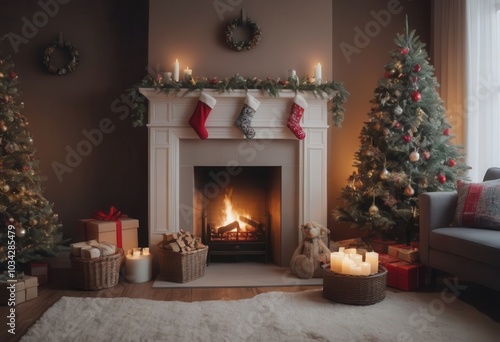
(42, 40), (80, 75)
(224, 14), (261, 51)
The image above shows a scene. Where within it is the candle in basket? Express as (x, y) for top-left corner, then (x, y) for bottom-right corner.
(125, 248), (152, 283)
(365, 251), (379, 274)
(330, 252), (344, 273)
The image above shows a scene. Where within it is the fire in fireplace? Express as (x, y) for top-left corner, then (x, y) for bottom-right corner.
(196, 166), (274, 263)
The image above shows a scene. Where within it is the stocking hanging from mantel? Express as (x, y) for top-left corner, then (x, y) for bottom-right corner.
(235, 93), (261, 139)
(287, 94), (307, 140)
(189, 92), (217, 140)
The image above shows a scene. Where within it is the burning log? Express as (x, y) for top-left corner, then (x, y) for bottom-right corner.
(217, 220), (240, 234)
(239, 216), (263, 232)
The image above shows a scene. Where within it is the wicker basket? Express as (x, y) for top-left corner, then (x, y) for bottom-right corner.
(157, 246), (208, 283)
(323, 265), (387, 305)
(70, 249), (123, 290)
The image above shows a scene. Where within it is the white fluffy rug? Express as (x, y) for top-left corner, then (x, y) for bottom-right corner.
(21, 289), (499, 342)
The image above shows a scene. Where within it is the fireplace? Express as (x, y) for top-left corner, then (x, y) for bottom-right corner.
(141, 89), (330, 266)
(196, 166), (276, 263)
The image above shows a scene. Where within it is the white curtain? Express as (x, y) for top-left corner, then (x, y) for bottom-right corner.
(465, 0), (500, 181)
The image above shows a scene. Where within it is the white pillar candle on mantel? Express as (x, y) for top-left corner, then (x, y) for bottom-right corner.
(314, 63), (322, 84)
(365, 251), (379, 274)
(183, 67), (192, 81)
(125, 248), (152, 283)
(173, 59), (180, 82)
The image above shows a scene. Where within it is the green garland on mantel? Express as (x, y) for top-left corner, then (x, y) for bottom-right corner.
(126, 74), (350, 128)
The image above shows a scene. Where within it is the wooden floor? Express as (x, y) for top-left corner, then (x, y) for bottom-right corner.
(1, 268), (320, 341)
(2, 268), (499, 341)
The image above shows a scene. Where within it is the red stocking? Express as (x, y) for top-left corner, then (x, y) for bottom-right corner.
(287, 94), (307, 140)
(189, 92), (217, 140)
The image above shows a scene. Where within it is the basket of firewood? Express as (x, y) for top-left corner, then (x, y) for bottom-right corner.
(157, 230), (208, 283)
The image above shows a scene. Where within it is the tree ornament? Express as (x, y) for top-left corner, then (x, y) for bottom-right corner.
(369, 203), (380, 216)
(16, 226), (26, 238)
(403, 134), (412, 143)
(380, 168), (390, 180)
(443, 128), (451, 136)
(8, 71), (18, 80)
(393, 105), (403, 115)
(401, 47), (409, 55)
(1, 184), (10, 192)
(410, 90), (421, 102)
(413, 64), (421, 73)
(419, 177), (428, 188)
(404, 184), (415, 196)
(437, 173), (447, 184)
(383, 128), (391, 137)
(422, 150), (431, 160)
(409, 150), (420, 162)
(447, 158), (456, 167)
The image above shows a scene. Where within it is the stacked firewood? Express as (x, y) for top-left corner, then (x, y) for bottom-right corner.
(159, 230), (206, 253)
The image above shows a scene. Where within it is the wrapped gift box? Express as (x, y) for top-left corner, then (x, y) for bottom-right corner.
(1, 275), (38, 306)
(386, 261), (425, 291)
(369, 239), (398, 254)
(387, 244), (410, 257)
(27, 262), (49, 285)
(378, 253), (399, 266)
(80, 218), (138, 253)
(397, 247), (420, 263)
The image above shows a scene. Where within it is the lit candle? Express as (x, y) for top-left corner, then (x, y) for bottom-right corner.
(345, 248), (357, 255)
(342, 257), (355, 274)
(330, 252), (344, 273)
(173, 59), (180, 82)
(314, 63), (322, 84)
(351, 254), (363, 265)
(350, 264), (362, 276)
(365, 251), (379, 274)
(142, 248), (150, 256)
(338, 247), (345, 253)
(360, 262), (371, 276)
(125, 248), (152, 283)
(183, 67), (192, 81)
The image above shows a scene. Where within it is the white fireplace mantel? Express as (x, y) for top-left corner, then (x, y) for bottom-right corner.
(141, 88), (331, 265)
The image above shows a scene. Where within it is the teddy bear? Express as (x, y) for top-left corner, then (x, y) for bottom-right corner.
(289, 222), (331, 279)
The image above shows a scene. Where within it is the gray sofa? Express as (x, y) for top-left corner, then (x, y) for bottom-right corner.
(419, 167), (500, 291)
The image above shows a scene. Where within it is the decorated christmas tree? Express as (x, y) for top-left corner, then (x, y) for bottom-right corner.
(0, 41), (66, 269)
(333, 21), (469, 243)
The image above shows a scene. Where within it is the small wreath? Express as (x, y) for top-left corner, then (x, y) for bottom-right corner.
(224, 17), (261, 51)
(43, 40), (80, 75)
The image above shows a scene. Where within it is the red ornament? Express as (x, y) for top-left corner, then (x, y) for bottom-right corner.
(403, 134), (412, 143)
(413, 64), (421, 73)
(410, 90), (421, 102)
(395, 122), (402, 129)
(8, 71), (17, 80)
(422, 150), (431, 160)
(384, 72), (391, 78)
(447, 158), (456, 167)
(401, 47), (409, 55)
(443, 128), (451, 136)
(209, 77), (219, 85)
(437, 174), (446, 184)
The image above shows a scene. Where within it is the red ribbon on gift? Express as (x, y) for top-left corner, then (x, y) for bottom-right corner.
(94, 206), (123, 248)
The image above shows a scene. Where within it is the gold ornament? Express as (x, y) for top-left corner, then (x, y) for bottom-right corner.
(369, 203), (379, 215)
(16, 226), (26, 237)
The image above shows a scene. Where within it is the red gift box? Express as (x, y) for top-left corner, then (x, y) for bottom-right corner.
(386, 261), (425, 291)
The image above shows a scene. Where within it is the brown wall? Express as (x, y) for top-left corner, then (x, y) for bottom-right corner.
(0, 0), (431, 246)
(0, 0), (149, 245)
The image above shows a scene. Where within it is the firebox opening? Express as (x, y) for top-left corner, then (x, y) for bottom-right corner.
(194, 166), (281, 263)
